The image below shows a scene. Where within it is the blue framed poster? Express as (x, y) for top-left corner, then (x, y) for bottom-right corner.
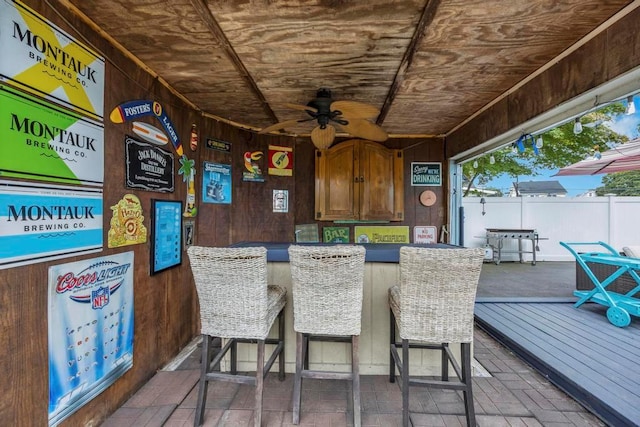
(202, 161), (231, 204)
(150, 199), (182, 274)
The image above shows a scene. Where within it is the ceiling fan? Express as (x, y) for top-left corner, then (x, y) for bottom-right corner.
(258, 88), (388, 149)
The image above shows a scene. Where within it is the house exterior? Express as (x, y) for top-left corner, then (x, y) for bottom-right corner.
(510, 180), (568, 197)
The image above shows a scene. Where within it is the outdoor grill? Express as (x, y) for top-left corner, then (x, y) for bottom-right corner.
(484, 228), (542, 265)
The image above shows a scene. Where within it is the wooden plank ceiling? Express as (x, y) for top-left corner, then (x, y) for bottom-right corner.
(64, 0), (634, 137)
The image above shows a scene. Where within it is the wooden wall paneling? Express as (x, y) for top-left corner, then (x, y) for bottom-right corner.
(195, 118), (235, 247)
(0, 265), (49, 425)
(0, 2), (200, 425)
(605, 7), (640, 79)
(293, 137), (317, 226)
(229, 133), (296, 243)
(508, 35), (608, 128)
(403, 138), (446, 239)
(446, 98), (510, 159)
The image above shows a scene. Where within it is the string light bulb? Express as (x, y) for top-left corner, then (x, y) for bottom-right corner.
(473, 160), (479, 169)
(536, 136), (543, 148)
(489, 155), (495, 164)
(626, 95), (636, 115)
(573, 118), (583, 135)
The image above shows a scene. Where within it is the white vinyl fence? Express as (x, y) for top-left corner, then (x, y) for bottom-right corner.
(462, 196), (640, 262)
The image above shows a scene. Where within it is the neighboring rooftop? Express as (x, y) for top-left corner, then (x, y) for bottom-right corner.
(511, 180), (568, 197)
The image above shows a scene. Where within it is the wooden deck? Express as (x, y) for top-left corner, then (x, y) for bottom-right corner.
(474, 298), (640, 427)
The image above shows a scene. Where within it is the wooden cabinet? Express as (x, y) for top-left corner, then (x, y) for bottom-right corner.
(315, 139), (404, 221)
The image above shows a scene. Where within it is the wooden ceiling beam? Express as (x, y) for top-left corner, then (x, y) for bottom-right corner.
(188, 0), (278, 124)
(377, 0), (441, 126)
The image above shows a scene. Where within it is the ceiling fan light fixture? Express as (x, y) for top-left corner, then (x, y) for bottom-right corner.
(311, 125), (336, 150)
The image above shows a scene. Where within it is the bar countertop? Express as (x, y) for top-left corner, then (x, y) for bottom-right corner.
(229, 242), (458, 263)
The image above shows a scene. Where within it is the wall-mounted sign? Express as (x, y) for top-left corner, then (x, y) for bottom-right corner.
(150, 199), (182, 275)
(125, 136), (174, 193)
(323, 226), (349, 243)
(206, 137), (231, 153)
(0, 180), (103, 270)
(0, 0), (105, 120)
(110, 100), (182, 156)
(414, 226), (437, 244)
(0, 85), (104, 186)
(178, 156), (197, 217)
(243, 151), (264, 182)
(354, 226), (409, 244)
(411, 162), (441, 186)
(48, 251), (134, 426)
(107, 194), (147, 248)
(268, 144), (293, 176)
(202, 161), (231, 204)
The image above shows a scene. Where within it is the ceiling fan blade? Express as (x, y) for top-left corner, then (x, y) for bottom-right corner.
(310, 125), (336, 150)
(258, 118), (308, 134)
(281, 103), (318, 113)
(338, 119), (388, 142)
(330, 100), (380, 119)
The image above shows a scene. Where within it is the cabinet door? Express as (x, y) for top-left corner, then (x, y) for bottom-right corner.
(315, 140), (359, 220)
(360, 141), (403, 220)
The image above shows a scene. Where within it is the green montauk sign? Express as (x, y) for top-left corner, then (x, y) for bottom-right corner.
(0, 85), (104, 185)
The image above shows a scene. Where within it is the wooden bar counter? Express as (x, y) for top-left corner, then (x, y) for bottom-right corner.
(224, 243), (463, 375)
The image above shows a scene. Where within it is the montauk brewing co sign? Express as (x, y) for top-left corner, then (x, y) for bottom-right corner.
(0, 181), (103, 269)
(0, 85), (104, 186)
(0, 0), (105, 120)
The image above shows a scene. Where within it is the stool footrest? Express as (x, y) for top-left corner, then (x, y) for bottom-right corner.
(301, 370), (354, 381)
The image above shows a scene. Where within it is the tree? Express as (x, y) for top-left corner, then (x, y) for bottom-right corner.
(595, 170), (640, 196)
(462, 104), (628, 196)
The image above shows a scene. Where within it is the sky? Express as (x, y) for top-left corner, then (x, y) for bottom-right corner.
(484, 97), (640, 196)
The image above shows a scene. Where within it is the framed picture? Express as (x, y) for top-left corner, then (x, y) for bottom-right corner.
(183, 220), (195, 250)
(273, 189), (288, 212)
(150, 199), (182, 275)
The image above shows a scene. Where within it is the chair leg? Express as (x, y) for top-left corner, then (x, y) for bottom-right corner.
(255, 339), (265, 427)
(231, 338), (238, 375)
(194, 334), (212, 427)
(278, 309), (285, 381)
(441, 343), (449, 382)
(351, 335), (361, 427)
(461, 342), (476, 427)
(303, 333), (309, 370)
(389, 310), (396, 383)
(401, 339), (410, 427)
(292, 332), (303, 425)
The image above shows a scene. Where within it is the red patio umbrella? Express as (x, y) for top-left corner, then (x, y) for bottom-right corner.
(554, 138), (640, 176)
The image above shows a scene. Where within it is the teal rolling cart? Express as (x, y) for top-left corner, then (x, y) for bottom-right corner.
(560, 241), (640, 327)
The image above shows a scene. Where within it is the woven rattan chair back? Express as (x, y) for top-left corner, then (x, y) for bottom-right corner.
(398, 247), (484, 343)
(187, 245), (271, 340)
(288, 245), (366, 336)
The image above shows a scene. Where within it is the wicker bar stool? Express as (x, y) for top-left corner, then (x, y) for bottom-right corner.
(187, 246), (286, 427)
(389, 247), (484, 427)
(288, 245), (366, 426)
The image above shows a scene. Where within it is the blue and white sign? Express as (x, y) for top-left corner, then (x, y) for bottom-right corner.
(48, 251), (134, 426)
(0, 181), (103, 269)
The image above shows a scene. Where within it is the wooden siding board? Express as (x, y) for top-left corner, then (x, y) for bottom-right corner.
(475, 302), (640, 425)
